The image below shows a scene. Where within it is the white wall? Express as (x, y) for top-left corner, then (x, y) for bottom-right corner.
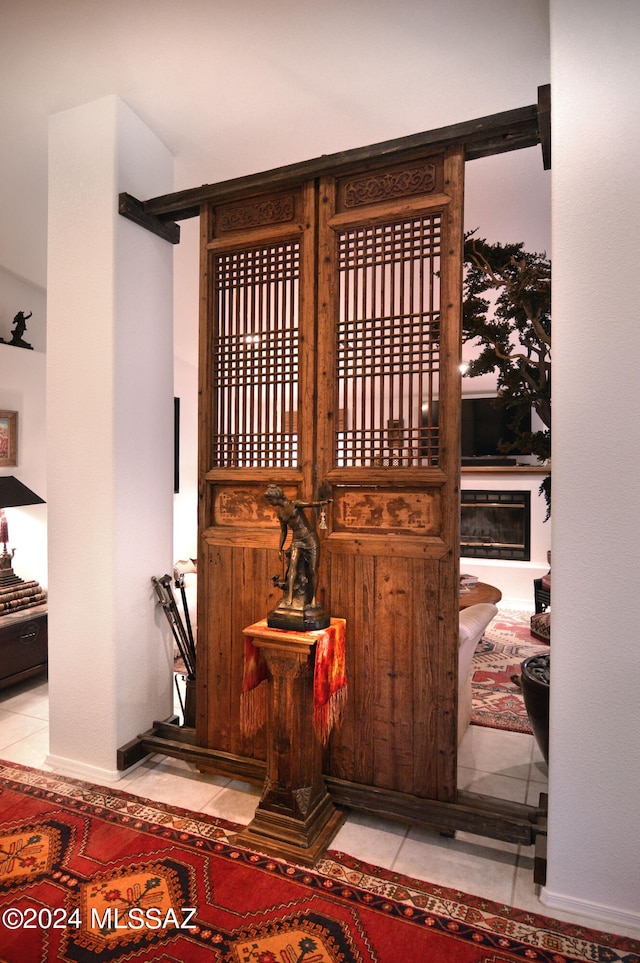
(173, 355), (198, 562)
(173, 218), (200, 563)
(543, 0), (640, 931)
(46, 96), (175, 781)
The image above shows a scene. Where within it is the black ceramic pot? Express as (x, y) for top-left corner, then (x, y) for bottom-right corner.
(520, 653), (550, 764)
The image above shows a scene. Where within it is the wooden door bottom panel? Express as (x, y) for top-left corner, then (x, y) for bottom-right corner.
(322, 552), (456, 800)
(324, 532), (449, 558)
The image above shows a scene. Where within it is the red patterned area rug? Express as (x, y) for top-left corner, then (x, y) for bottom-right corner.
(1, 763), (638, 963)
(472, 609), (549, 735)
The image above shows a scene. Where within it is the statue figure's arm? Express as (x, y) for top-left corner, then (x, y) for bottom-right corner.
(277, 518), (288, 554)
(293, 498), (333, 509)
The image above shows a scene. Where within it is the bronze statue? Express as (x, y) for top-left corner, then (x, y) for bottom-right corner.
(265, 484), (332, 631)
(1, 311), (33, 350)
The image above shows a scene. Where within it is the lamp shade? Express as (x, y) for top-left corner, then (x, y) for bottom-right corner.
(0, 476), (45, 509)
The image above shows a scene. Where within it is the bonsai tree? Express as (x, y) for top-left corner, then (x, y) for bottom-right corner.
(462, 233), (551, 516)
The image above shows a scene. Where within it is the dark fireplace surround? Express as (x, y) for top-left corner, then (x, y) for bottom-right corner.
(460, 490), (531, 561)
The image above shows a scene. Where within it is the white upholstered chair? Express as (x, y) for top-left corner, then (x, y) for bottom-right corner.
(458, 602), (498, 743)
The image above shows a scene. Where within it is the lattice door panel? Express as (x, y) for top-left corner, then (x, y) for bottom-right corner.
(213, 242), (300, 469)
(336, 215), (441, 469)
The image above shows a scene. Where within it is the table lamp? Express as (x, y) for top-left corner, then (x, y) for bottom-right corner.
(0, 475), (45, 588)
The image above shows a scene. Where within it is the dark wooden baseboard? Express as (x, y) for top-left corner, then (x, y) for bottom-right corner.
(117, 723), (547, 855)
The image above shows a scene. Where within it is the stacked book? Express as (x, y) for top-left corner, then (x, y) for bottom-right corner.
(460, 573), (479, 594)
(0, 580), (47, 615)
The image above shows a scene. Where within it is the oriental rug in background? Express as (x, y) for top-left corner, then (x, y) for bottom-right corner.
(471, 609), (548, 735)
(1, 762), (637, 963)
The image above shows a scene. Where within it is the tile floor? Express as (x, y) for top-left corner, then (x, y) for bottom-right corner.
(0, 673), (634, 940)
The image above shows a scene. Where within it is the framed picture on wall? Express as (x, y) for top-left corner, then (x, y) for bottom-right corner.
(0, 410), (17, 467)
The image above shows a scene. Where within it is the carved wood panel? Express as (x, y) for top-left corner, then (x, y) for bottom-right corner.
(333, 488), (442, 535)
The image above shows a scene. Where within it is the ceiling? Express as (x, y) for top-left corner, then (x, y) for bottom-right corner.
(0, 0), (550, 292)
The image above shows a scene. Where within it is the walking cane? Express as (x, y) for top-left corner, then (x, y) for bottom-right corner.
(174, 572), (196, 664)
(152, 575), (195, 679)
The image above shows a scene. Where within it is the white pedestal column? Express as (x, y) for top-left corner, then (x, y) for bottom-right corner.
(46, 96), (175, 781)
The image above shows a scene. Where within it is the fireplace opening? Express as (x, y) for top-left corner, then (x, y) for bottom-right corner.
(461, 490), (531, 561)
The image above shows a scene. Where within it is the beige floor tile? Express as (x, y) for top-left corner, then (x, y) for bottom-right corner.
(120, 754), (228, 811)
(0, 725), (51, 768)
(331, 810), (408, 869)
(0, 708), (48, 749)
(393, 823), (518, 904)
(458, 765), (529, 804)
(199, 782), (261, 824)
(459, 725), (534, 780)
(511, 852), (547, 915)
(526, 778), (548, 808)
(0, 680), (49, 720)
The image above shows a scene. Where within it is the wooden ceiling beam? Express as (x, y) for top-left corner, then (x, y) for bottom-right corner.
(118, 192), (181, 243)
(120, 86), (551, 231)
(538, 83), (551, 170)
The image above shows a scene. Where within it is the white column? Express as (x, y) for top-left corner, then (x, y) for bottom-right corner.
(545, 0), (640, 932)
(46, 96), (175, 781)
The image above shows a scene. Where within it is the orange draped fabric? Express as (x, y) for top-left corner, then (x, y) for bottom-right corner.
(241, 619), (347, 745)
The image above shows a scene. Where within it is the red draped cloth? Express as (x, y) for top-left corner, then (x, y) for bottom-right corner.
(241, 618), (347, 745)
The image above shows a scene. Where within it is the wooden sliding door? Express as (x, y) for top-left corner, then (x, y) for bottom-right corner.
(196, 181), (317, 765)
(197, 146), (464, 802)
(314, 148), (464, 799)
